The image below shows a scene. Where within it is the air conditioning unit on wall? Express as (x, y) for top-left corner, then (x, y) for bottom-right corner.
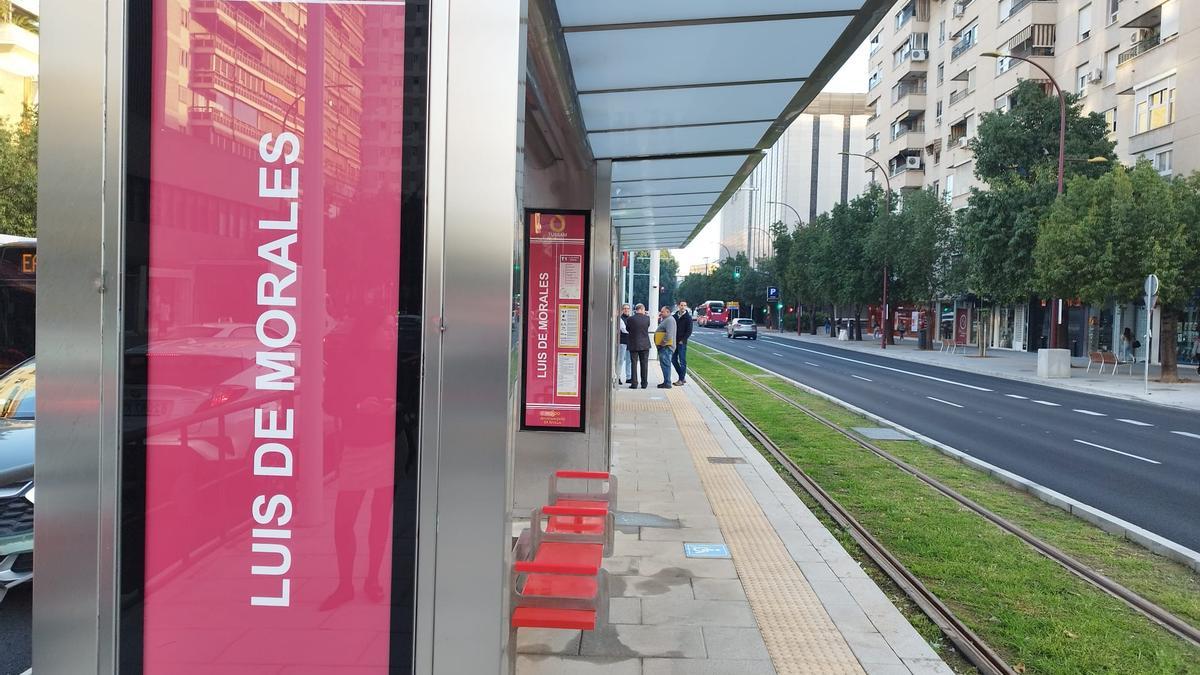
(911, 49), (929, 61)
(905, 155), (923, 169)
(1087, 68), (1104, 83)
(953, 3), (966, 17)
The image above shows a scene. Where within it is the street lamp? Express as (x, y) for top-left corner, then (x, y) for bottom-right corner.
(767, 200), (803, 228)
(983, 50), (1068, 349)
(841, 151), (892, 349)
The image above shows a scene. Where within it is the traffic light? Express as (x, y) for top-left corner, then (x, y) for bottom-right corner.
(733, 266), (742, 280)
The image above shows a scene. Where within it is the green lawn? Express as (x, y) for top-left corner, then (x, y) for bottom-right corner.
(689, 344), (1200, 674)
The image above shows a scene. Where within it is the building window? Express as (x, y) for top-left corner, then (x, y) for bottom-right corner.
(1104, 107), (1117, 134)
(937, 62), (944, 85)
(1104, 46), (1118, 83)
(895, 0), (920, 30)
(1145, 148), (1173, 174)
(180, 8), (189, 26)
(1078, 3), (1093, 42)
(996, 53), (1013, 75)
(868, 69), (882, 90)
(1075, 62), (1090, 95)
(952, 22), (979, 60)
(944, 175), (954, 204)
(939, 20), (946, 45)
(870, 32), (882, 55)
(1108, 0), (1120, 25)
(1135, 76), (1177, 133)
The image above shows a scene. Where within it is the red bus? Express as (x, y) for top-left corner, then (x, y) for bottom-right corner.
(696, 300), (730, 328)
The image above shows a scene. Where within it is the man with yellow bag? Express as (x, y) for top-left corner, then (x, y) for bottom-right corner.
(653, 306), (677, 390)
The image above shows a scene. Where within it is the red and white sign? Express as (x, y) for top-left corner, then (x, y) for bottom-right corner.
(140, 1), (408, 671)
(522, 210), (589, 431)
(955, 308), (970, 346)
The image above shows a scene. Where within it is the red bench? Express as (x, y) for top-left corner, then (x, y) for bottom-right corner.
(510, 471), (616, 639)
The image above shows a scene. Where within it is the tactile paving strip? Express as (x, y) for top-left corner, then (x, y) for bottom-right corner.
(614, 397), (672, 413)
(668, 389), (866, 674)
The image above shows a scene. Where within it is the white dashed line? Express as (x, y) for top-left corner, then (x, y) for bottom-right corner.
(1116, 418), (1153, 427)
(1172, 431), (1200, 439)
(852, 375), (873, 382)
(773, 352), (785, 357)
(1074, 439), (1161, 465)
(1073, 409), (1106, 416)
(1005, 394), (1028, 400)
(761, 340), (992, 391)
(804, 362), (821, 368)
(1032, 400), (1061, 407)
(927, 396), (964, 408)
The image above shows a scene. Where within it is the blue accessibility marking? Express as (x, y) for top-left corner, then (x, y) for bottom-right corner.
(684, 543), (731, 559)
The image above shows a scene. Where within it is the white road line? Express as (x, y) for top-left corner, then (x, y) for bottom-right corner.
(1074, 439), (1161, 465)
(773, 352), (785, 357)
(1032, 400), (1061, 407)
(1172, 431), (1200, 439)
(1073, 409), (1107, 416)
(804, 362), (821, 367)
(1005, 394), (1028, 399)
(852, 374), (873, 382)
(761, 339), (992, 391)
(927, 396), (964, 408)
(1116, 418), (1153, 427)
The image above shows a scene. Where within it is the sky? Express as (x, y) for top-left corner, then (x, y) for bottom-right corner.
(669, 41), (870, 276)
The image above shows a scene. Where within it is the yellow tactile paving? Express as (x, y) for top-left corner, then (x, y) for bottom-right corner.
(667, 388), (867, 675)
(614, 397), (671, 413)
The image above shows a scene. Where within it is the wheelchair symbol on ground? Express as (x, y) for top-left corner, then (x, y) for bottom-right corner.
(683, 543), (731, 559)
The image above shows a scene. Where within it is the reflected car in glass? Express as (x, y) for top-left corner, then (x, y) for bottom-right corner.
(0, 358), (34, 604)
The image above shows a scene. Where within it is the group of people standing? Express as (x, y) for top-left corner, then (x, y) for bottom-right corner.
(617, 301), (692, 389)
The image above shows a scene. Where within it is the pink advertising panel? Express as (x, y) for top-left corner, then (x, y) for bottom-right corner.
(133, 0), (417, 671)
(521, 210), (590, 431)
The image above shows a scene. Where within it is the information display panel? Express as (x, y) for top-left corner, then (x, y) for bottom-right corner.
(521, 210), (590, 431)
(121, 1), (426, 672)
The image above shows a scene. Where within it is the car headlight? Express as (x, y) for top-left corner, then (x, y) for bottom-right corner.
(23, 486), (33, 504)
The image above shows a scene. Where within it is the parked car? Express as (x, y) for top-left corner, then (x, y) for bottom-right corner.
(0, 358), (34, 604)
(726, 318), (758, 340)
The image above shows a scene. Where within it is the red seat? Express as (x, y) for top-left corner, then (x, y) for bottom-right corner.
(526, 542), (603, 575)
(523, 573), (598, 600)
(511, 607), (596, 631)
(547, 499), (608, 536)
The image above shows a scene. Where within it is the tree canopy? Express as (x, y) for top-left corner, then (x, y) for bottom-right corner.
(0, 107), (36, 237)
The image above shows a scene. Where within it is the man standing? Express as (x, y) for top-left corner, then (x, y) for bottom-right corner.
(625, 304), (651, 389)
(672, 301), (692, 386)
(617, 304), (632, 384)
(654, 306), (677, 390)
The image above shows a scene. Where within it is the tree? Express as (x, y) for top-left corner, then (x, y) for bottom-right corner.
(0, 107), (36, 237)
(1035, 163), (1200, 381)
(630, 250), (679, 310)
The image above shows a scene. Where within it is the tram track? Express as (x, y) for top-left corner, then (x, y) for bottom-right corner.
(690, 352), (1200, 668)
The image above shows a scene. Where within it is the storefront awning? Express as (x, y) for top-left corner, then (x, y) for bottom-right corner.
(549, 0), (890, 249)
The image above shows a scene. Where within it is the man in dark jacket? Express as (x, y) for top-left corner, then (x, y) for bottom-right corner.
(617, 303), (632, 384)
(672, 301), (693, 385)
(625, 304), (651, 389)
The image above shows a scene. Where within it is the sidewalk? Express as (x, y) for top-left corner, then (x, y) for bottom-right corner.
(515, 385), (953, 674)
(766, 330), (1200, 411)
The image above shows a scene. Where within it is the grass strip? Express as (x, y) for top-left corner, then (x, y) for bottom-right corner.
(690, 344), (1200, 674)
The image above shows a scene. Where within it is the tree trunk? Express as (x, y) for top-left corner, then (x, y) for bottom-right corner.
(853, 305), (863, 341)
(1160, 308), (1180, 383)
(926, 300), (936, 350)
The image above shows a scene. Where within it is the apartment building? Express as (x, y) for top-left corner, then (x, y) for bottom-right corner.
(0, 0), (38, 122)
(718, 92), (871, 263)
(866, 0), (1197, 361)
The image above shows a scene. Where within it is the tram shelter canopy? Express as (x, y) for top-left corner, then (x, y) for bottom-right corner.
(546, 0), (889, 249)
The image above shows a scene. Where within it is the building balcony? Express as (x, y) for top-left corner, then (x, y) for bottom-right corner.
(947, 87), (974, 107)
(193, 0), (307, 67)
(889, 165), (927, 189)
(1117, 34), (1175, 95)
(891, 126), (926, 149)
(0, 22), (37, 58)
(191, 33), (303, 90)
(188, 105), (263, 144)
(1000, 0), (1058, 27)
(190, 68), (289, 118)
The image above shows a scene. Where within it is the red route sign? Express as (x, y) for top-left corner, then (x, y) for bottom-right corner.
(955, 308), (970, 346)
(522, 210), (589, 431)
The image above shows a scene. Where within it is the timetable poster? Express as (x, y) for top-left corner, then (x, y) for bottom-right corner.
(522, 210), (590, 431)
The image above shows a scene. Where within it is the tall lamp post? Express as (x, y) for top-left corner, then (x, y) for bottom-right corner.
(841, 151), (892, 349)
(767, 200), (803, 228)
(982, 51), (1066, 348)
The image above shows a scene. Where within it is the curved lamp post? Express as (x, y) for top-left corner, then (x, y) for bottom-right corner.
(841, 151), (892, 349)
(766, 200), (803, 228)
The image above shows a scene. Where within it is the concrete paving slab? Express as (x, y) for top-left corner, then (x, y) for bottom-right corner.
(643, 658), (777, 675)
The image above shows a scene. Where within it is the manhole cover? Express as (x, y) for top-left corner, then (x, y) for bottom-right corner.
(707, 456), (746, 464)
(852, 427), (911, 441)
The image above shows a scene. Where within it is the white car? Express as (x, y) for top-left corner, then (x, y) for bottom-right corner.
(726, 318), (758, 340)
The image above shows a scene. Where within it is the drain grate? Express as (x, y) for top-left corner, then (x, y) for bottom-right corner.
(707, 456), (746, 464)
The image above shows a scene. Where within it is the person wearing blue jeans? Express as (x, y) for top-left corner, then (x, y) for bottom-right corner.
(672, 300), (693, 385)
(654, 306), (677, 389)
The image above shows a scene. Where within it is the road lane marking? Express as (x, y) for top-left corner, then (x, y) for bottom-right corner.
(1005, 394), (1028, 399)
(1171, 431), (1200, 439)
(927, 396), (963, 408)
(1116, 418), (1153, 427)
(1073, 409), (1106, 416)
(772, 352), (785, 357)
(804, 362), (821, 367)
(852, 375), (873, 382)
(761, 340), (992, 391)
(1074, 439), (1161, 465)
(1032, 400), (1061, 407)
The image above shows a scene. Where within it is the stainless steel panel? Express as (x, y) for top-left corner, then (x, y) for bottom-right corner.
(34, 0), (124, 673)
(428, 0), (524, 672)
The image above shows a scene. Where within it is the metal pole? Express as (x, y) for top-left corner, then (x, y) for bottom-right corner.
(1145, 302), (1152, 395)
(649, 249), (661, 315)
(767, 200), (803, 228)
(627, 250), (635, 306)
(840, 151), (892, 349)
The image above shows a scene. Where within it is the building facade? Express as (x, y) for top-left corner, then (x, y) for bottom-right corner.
(865, 0), (1197, 363)
(0, 0), (38, 123)
(718, 93), (871, 263)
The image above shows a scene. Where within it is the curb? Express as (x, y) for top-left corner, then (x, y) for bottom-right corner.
(763, 332), (1200, 413)
(701, 346), (1200, 574)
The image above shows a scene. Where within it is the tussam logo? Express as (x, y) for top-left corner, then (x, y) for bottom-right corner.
(534, 213), (567, 235)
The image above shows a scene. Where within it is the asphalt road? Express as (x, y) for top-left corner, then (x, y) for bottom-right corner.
(688, 328), (1200, 553)
(0, 584), (31, 675)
